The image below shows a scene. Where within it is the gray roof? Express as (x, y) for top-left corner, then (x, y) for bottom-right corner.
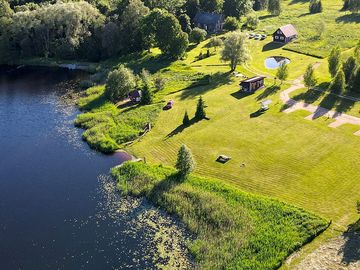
(193, 11), (224, 25)
(275, 24), (297, 37)
(241, 76), (265, 83)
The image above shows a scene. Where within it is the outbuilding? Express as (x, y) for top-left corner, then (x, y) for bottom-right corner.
(240, 76), (265, 93)
(272, 24), (298, 44)
(128, 90), (142, 103)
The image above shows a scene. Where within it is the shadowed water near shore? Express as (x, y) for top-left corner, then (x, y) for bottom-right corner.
(0, 66), (193, 269)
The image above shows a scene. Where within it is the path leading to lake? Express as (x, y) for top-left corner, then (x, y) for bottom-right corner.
(280, 75), (360, 136)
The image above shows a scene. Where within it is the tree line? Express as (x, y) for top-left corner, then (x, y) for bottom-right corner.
(0, 0), (282, 63)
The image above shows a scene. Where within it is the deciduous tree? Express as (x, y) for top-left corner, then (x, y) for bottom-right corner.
(105, 65), (136, 102)
(329, 69), (346, 93)
(304, 64), (317, 89)
(277, 62), (289, 84)
(343, 56), (357, 83)
(223, 17), (240, 31)
(223, 0), (253, 18)
(268, 0), (281, 16)
(190, 27), (207, 44)
(221, 31), (250, 71)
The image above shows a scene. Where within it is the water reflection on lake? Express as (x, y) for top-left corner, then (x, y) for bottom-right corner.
(0, 66), (192, 269)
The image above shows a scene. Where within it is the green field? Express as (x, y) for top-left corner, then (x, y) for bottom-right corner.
(112, 162), (328, 270)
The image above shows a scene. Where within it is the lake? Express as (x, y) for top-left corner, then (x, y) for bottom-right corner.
(0, 66), (192, 269)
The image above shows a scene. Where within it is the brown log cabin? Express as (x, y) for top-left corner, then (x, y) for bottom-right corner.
(240, 76), (265, 93)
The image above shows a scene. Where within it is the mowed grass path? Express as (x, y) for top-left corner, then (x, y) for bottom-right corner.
(129, 76), (360, 229)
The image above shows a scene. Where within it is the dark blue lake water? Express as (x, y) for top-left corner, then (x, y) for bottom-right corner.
(0, 66), (191, 270)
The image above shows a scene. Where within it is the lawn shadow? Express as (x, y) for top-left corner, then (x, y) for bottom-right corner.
(256, 85), (280, 101)
(179, 72), (232, 100)
(291, 88), (325, 104)
(339, 230), (360, 266)
(80, 93), (107, 111)
(124, 52), (174, 74)
(335, 95), (356, 114)
(310, 93), (338, 119)
(290, 0), (308, 4)
(231, 90), (253, 100)
(165, 117), (203, 138)
(298, 12), (312, 18)
(259, 14), (278, 20)
(149, 172), (183, 202)
(250, 109), (266, 118)
(336, 13), (360, 24)
(262, 42), (285, 52)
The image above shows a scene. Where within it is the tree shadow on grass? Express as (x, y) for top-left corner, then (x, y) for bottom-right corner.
(289, 0), (308, 4)
(256, 85), (280, 101)
(165, 117), (208, 139)
(336, 13), (360, 24)
(259, 14), (278, 20)
(339, 230), (360, 266)
(262, 42), (285, 52)
(80, 93), (107, 111)
(291, 88), (325, 104)
(148, 172), (183, 203)
(298, 12), (312, 18)
(179, 72), (232, 100)
(230, 91), (253, 100)
(122, 52), (174, 74)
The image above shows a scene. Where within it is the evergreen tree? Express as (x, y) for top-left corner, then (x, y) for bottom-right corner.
(183, 110), (190, 125)
(329, 69), (346, 93)
(350, 67), (360, 93)
(343, 56), (357, 83)
(268, 0), (281, 16)
(304, 64), (317, 89)
(328, 46), (342, 78)
(276, 62), (288, 84)
(195, 96), (206, 120)
(175, 144), (196, 177)
(309, 0), (322, 14)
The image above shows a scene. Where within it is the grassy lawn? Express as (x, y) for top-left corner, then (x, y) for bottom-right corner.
(129, 72), (360, 229)
(256, 0), (360, 58)
(112, 162), (328, 270)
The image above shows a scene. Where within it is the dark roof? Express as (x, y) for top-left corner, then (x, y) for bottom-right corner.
(241, 76), (265, 83)
(274, 24), (297, 37)
(193, 11), (224, 25)
(129, 90), (141, 98)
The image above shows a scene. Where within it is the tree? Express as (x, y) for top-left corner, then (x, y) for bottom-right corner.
(208, 37), (223, 51)
(253, 0), (268, 11)
(268, 0), (281, 16)
(223, 0), (253, 18)
(105, 65), (136, 102)
(143, 0), (186, 14)
(343, 56), (357, 83)
(176, 144), (196, 177)
(183, 111), (190, 125)
(140, 69), (153, 105)
(142, 9), (189, 59)
(119, 0), (150, 53)
(303, 64), (317, 89)
(309, 0), (322, 14)
(0, 0), (13, 18)
(195, 96), (206, 120)
(178, 13), (192, 33)
(184, 0), (200, 19)
(328, 46), (342, 78)
(350, 66), (360, 93)
(200, 0), (223, 12)
(223, 17), (240, 31)
(190, 27), (207, 44)
(245, 13), (259, 30)
(355, 40), (360, 63)
(329, 69), (346, 93)
(348, 0), (360, 13)
(154, 76), (166, 91)
(221, 31), (250, 71)
(277, 62), (289, 84)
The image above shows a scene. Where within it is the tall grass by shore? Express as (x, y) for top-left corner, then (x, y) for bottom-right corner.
(112, 162), (329, 270)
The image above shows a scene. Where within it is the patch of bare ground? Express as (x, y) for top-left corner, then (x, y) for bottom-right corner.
(295, 232), (360, 270)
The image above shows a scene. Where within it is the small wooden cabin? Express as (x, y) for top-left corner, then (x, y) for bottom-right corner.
(129, 90), (142, 103)
(272, 24), (297, 44)
(240, 76), (265, 93)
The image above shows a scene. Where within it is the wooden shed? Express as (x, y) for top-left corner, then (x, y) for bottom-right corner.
(240, 76), (265, 93)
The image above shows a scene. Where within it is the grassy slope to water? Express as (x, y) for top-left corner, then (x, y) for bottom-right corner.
(112, 162), (328, 270)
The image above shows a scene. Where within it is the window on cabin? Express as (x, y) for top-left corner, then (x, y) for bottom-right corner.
(275, 36), (279, 39)
(280, 36), (284, 40)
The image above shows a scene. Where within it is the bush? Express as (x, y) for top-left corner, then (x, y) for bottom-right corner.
(189, 27), (207, 44)
(245, 13), (259, 30)
(223, 17), (240, 31)
(105, 65), (136, 103)
(309, 0), (322, 14)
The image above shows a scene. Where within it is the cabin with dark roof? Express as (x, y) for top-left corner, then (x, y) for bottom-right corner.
(193, 11), (224, 33)
(272, 24), (298, 44)
(240, 76), (265, 93)
(128, 90), (142, 103)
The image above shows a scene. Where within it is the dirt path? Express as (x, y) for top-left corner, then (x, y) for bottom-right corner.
(294, 232), (360, 270)
(280, 74), (360, 136)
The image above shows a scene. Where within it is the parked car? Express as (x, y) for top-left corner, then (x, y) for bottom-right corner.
(164, 100), (174, 110)
(254, 34), (261, 40)
(249, 33), (255, 39)
(260, 34), (267, 40)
